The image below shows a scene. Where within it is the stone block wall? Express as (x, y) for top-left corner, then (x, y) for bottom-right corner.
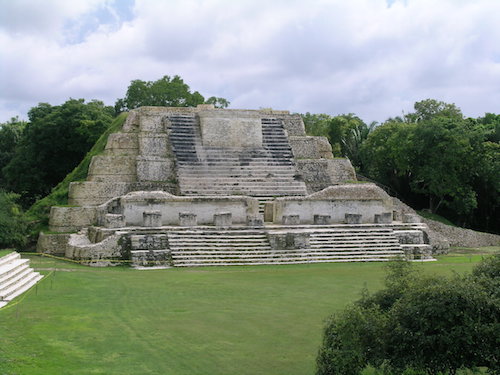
(295, 159), (357, 194)
(273, 184), (393, 224)
(289, 136), (333, 159)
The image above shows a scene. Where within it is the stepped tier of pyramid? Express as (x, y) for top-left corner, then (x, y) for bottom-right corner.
(37, 105), (433, 267)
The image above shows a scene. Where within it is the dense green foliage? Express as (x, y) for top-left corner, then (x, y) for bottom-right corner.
(114, 75), (230, 113)
(0, 253), (483, 375)
(302, 113), (375, 169)
(26, 113), (127, 233)
(361, 100), (499, 232)
(0, 117), (25, 184)
(317, 256), (500, 375)
(0, 190), (28, 249)
(303, 99), (500, 233)
(2, 99), (114, 207)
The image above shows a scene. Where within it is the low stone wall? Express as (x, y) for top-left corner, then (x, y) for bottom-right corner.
(115, 191), (259, 226)
(66, 232), (125, 267)
(273, 184), (393, 224)
(392, 198), (500, 250)
(421, 218), (500, 248)
(49, 206), (98, 232)
(36, 232), (72, 256)
(68, 181), (178, 206)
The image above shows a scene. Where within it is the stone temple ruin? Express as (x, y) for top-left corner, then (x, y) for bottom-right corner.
(37, 105), (433, 267)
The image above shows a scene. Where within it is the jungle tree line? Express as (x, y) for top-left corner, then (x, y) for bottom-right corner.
(303, 99), (500, 234)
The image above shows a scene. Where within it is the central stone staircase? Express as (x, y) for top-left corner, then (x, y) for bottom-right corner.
(163, 224), (423, 267)
(0, 252), (42, 308)
(168, 115), (307, 199)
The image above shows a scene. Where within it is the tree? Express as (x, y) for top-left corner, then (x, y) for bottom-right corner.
(302, 113), (332, 137)
(360, 120), (416, 196)
(408, 99), (463, 123)
(301, 113), (374, 169)
(2, 99), (114, 206)
(410, 116), (477, 215)
(0, 117), (25, 189)
(0, 190), (28, 249)
(114, 75), (229, 113)
(360, 99), (499, 232)
(205, 96), (230, 108)
(317, 257), (500, 375)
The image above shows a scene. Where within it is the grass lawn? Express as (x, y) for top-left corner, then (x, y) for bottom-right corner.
(0, 249), (13, 258)
(0, 248), (496, 375)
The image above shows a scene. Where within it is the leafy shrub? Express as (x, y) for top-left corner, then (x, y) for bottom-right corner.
(0, 190), (28, 249)
(317, 257), (500, 375)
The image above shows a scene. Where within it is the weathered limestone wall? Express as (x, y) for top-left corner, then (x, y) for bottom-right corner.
(199, 110), (263, 148)
(274, 113), (306, 136)
(49, 206), (98, 232)
(36, 232), (72, 256)
(273, 184), (393, 224)
(295, 159), (357, 194)
(289, 136), (333, 159)
(67, 108), (179, 206)
(66, 232), (125, 267)
(106, 191), (259, 226)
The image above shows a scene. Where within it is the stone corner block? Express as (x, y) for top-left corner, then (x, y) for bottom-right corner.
(104, 214), (125, 228)
(214, 212), (232, 228)
(282, 214), (300, 225)
(179, 212), (197, 226)
(403, 213), (421, 223)
(313, 214), (331, 225)
(143, 210), (162, 227)
(374, 212), (392, 224)
(345, 213), (362, 224)
(246, 216), (264, 227)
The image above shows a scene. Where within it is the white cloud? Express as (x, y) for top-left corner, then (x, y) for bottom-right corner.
(1, 0), (500, 122)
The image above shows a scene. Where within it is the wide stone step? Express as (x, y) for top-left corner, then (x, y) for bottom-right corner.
(169, 232), (268, 237)
(0, 262), (30, 287)
(178, 163), (297, 169)
(169, 240), (270, 245)
(0, 271), (42, 301)
(181, 190), (306, 196)
(172, 251), (404, 261)
(311, 236), (398, 242)
(310, 239), (400, 245)
(179, 180), (304, 186)
(178, 171), (297, 177)
(168, 235), (267, 244)
(178, 176), (302, 183)
(170, 244), (271, 250)
(0, 266), (33, 290)
(308, 245), (403, 252)
(0, 252), (19, 268)
(176, 159), (295, 165)
(172, 254), (404, 267)
(0, 259), (30, 282)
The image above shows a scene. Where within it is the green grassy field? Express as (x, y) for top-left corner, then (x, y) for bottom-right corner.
(0, 249), (13, 258)
(0, 248), (496, 375)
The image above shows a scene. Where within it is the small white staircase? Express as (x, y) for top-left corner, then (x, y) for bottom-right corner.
(0, 252), (42, 308)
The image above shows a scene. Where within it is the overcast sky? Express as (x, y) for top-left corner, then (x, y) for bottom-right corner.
(1, 0), (499, 123)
